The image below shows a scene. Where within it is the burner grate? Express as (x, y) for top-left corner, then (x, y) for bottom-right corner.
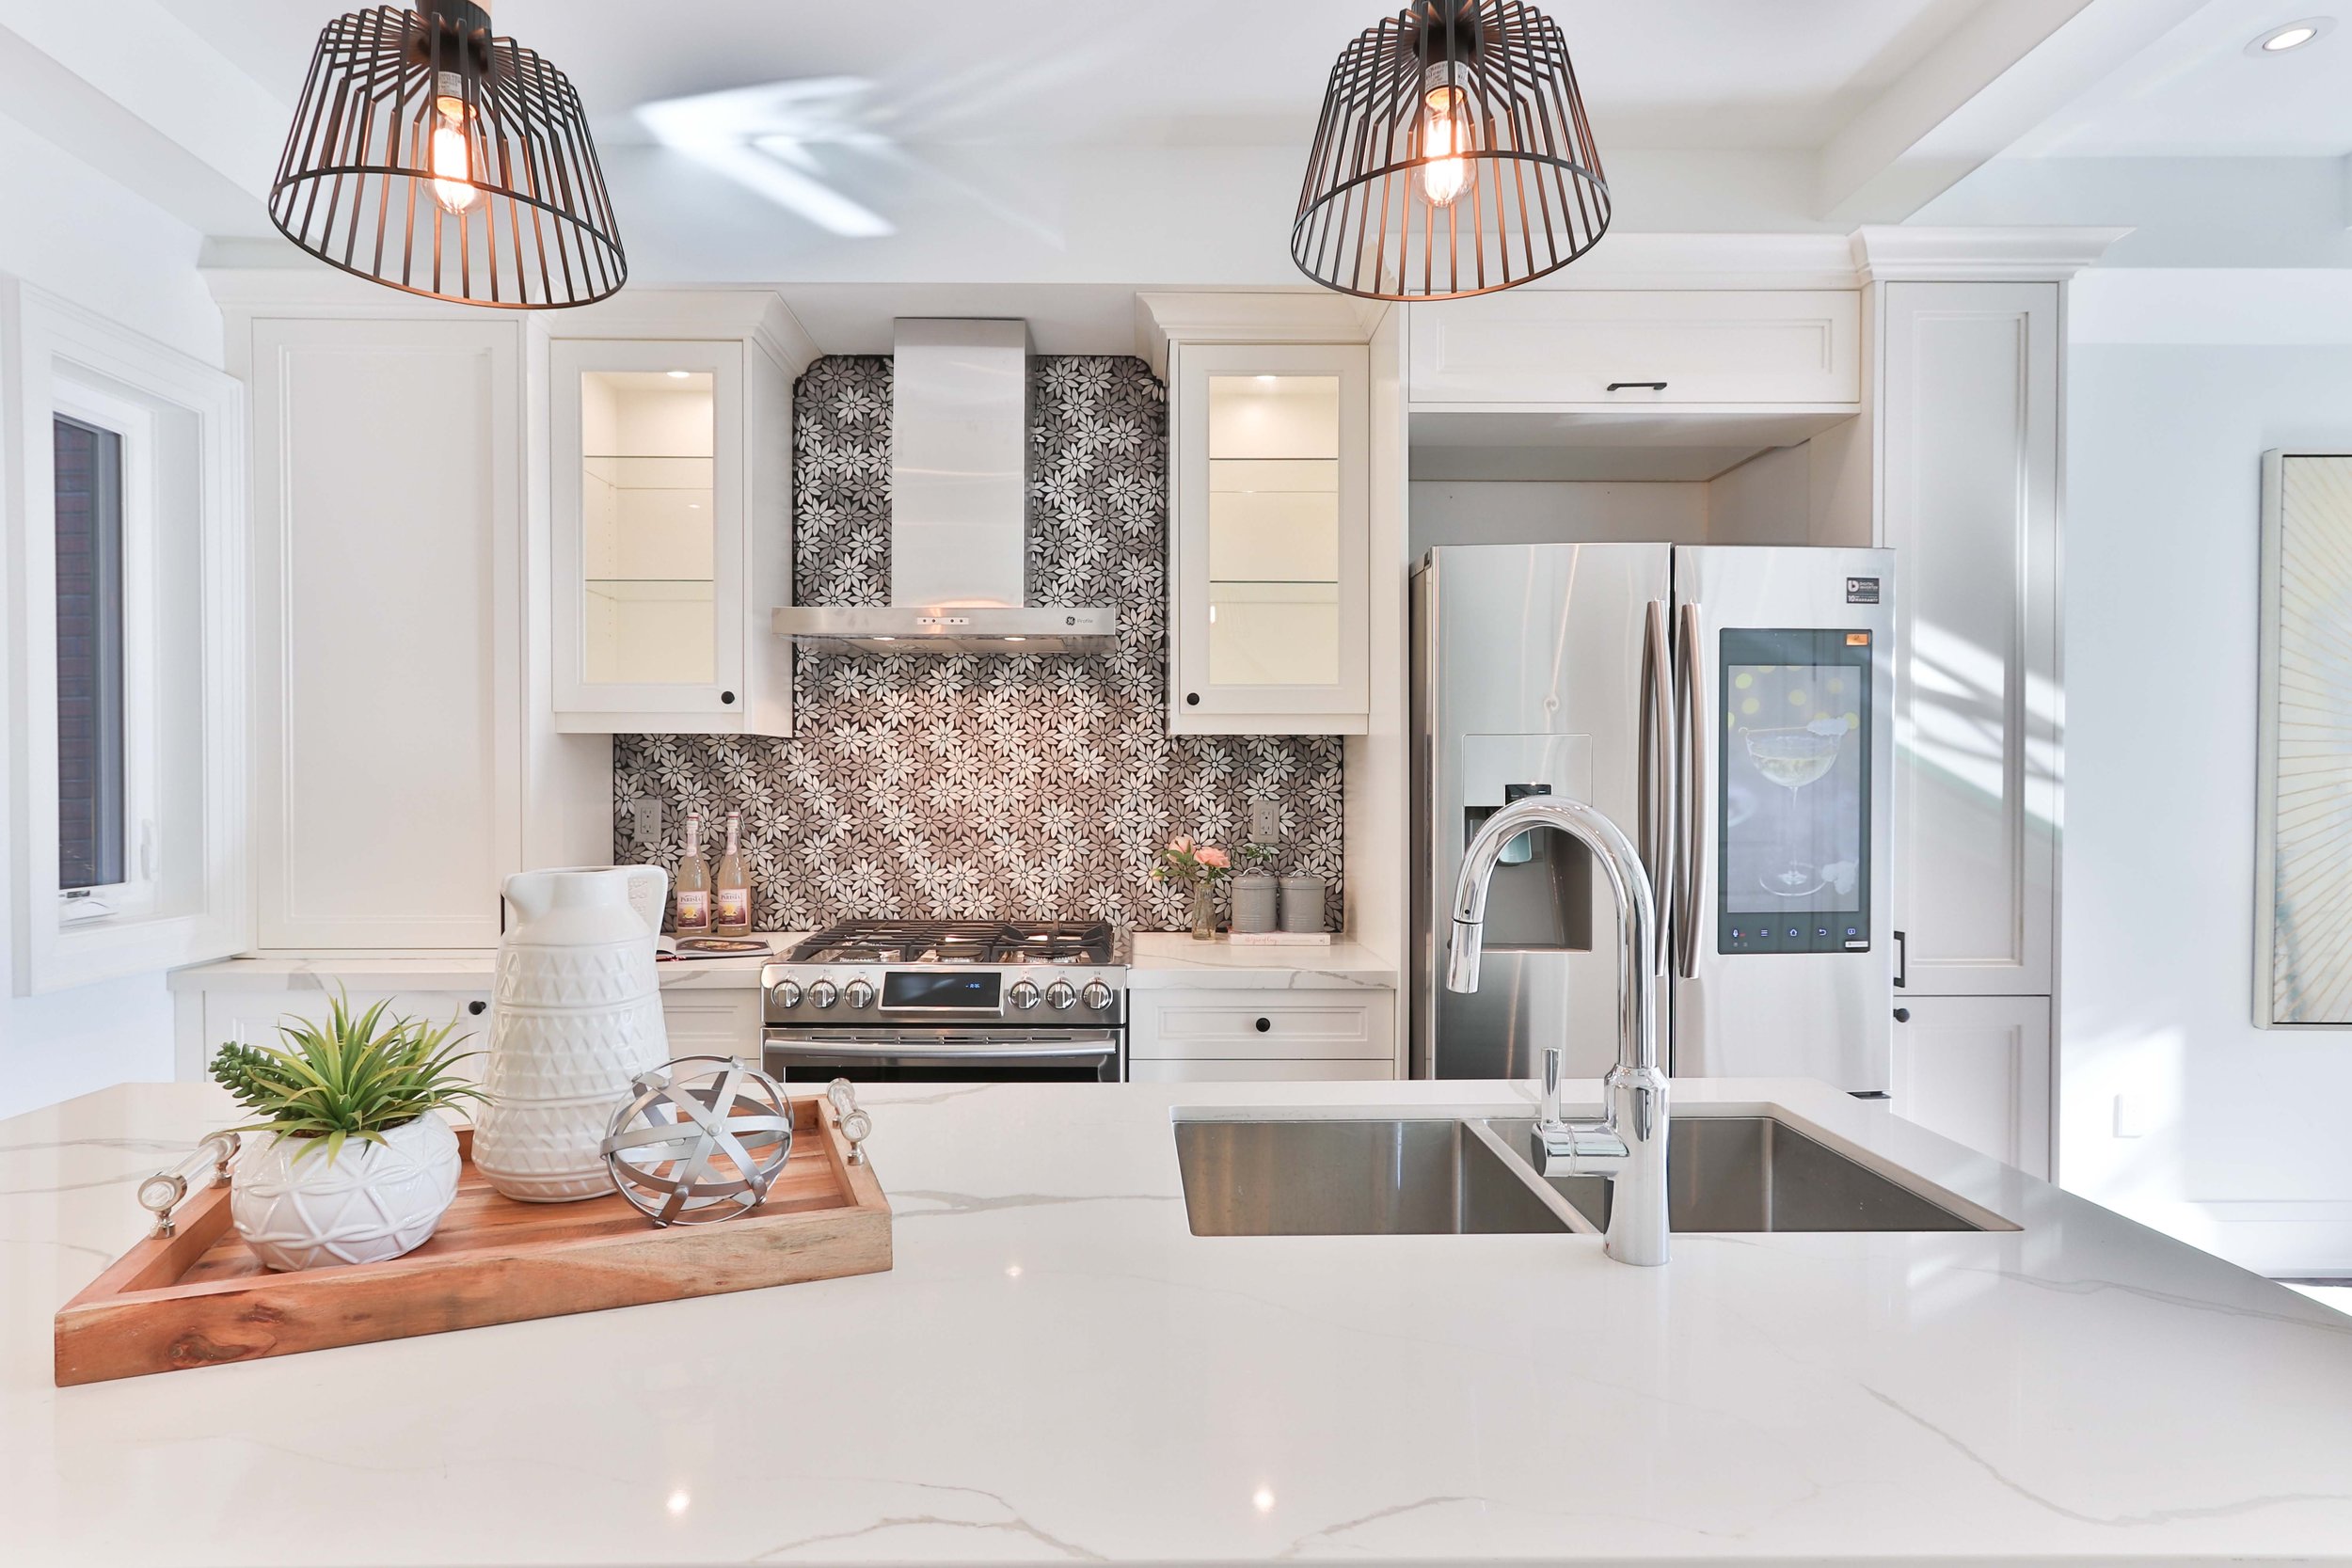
(787, 920), (1117, 966)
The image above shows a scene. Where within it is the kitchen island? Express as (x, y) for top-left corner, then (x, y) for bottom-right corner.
(6, 1077), (2351, 1565)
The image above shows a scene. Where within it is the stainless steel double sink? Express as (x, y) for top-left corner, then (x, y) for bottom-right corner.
(1173, 1114), (2001, 1236)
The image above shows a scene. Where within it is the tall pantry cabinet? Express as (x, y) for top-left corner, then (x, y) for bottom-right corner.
(1859, 231), (2117, 1180)
(238, 309), (577, 950)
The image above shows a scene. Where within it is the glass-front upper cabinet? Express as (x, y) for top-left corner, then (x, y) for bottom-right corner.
(1171, 342), (1369, 734)
(549, 338), (789, 735)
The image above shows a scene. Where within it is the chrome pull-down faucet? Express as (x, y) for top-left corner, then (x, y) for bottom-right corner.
(1446, 796), (1670, 1266)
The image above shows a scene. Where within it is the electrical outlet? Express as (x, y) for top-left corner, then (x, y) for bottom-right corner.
(630, 797), (663, 848)
(2113, 1093), (2151, 1139)
(1248, 797), (1282, 843)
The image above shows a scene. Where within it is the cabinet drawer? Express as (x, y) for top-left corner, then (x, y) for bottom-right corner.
(1130, 990), (1394, 1062)
(660, 990), (762, 1062)
(1129, 1057), (1396, 1083)
(1408, 291), (1861, 406)
(203, 990), (497, 1085)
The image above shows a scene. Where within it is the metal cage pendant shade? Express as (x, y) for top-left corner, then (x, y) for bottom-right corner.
(1294, 0), (1609, 301)
(270, 0), (626, 308)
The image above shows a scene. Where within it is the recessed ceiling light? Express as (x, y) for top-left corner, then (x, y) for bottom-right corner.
(2249, 17), (2332, 53)
(666, 369), (691, 379)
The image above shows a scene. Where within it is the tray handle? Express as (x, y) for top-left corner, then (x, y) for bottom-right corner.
(827, 1079), (874, 1165)
(137, 1132), (238, 1239)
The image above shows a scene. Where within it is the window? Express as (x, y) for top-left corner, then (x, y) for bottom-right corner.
(3, 282), (246, 997)
(53, 414), (126, 895)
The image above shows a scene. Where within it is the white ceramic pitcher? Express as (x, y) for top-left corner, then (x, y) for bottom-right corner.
(472, 865), (671, 1202)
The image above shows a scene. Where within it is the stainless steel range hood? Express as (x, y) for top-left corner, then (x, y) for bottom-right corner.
(771, 319), (1118, 655)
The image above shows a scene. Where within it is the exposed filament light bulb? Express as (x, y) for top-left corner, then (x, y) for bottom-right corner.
(1419, 79), (1472, 207)
(428, 90), (481, 214)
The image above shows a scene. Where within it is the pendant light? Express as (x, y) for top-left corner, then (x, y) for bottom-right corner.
(270, 0), (626, 308)
(1294, 0), (1609, 302)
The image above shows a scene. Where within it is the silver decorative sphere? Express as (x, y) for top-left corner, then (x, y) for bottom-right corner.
(600, 1056), (793, 1226)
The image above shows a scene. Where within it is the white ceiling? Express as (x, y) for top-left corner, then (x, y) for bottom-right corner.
(161, 0), (1988, 153)
(2008, 0), (2352, 156)
(12, 0), (2341, 325)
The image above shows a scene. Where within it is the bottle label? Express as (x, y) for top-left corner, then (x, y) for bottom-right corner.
(675, 891), (712, 933)
(716, 889), (751, 928)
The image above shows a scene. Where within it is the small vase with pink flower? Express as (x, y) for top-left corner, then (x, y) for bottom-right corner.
(1152, 834), (1233, 942)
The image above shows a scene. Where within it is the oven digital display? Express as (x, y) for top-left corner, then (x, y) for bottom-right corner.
(882, 972), (1002, 1011)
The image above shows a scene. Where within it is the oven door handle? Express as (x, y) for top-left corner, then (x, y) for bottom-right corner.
(762, 1034), (1121, 1060)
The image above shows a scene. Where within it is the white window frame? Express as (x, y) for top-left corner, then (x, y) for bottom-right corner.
(49, 383), (160, 926)
(3, 282), (247, 994)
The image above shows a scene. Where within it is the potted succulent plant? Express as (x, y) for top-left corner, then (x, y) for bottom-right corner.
(209, 992), (483, 1272)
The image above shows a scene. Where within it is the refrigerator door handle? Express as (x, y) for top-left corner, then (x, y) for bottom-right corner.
(1638, 599), (1674, 975)
(1676, 600), (1708, 980)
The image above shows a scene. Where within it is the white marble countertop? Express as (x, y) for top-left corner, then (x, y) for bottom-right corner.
(1125, 932), (1396, 990)
(8, 1075), (2352, 1565)
(170, 932), (1399, 996)
(166, 942), (808, 995)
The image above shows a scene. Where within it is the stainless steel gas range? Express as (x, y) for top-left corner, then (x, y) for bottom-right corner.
(760, 920), (1129, 1084)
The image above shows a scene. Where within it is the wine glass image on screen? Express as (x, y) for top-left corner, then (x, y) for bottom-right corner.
(1741, 720), (1850, 898)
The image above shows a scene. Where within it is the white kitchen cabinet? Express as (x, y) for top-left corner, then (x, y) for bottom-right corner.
(1407, 290), (1862, 408)
(197, 987), (496, 1088)
(1891, 994), (2052, 1180)
(660, 989), (762, 1063)
(249, 319), (525, 950)
(1129, 988), (1395, 1079)
(1880, 281), (2060, 997)
(548, 336), (792, 735)
(1169, 342), (1370, 734)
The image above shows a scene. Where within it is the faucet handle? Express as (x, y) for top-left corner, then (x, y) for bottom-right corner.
(1540, 1046), (1564, 1128)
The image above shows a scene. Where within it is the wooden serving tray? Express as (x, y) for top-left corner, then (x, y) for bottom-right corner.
(55, 1096), (890, 1386)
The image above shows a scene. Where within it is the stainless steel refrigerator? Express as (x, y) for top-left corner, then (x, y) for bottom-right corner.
(1412, 544), (1896, 1092)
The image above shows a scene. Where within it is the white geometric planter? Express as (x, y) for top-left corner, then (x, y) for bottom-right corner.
(229, 1114), (461, 1272)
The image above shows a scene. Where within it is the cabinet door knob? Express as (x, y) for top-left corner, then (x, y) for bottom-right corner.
(1254, 1016), (1271, 1033)
(1892, 1007), (1910, 1023)
(469, 1000), (488, 1016)
(1185, 692), (1200, 706)
(721, 690), (737, 705)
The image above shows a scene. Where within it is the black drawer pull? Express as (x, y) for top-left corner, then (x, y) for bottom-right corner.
(1254, 1017), (1271, 1033)
(1606, 380), (1668, 392)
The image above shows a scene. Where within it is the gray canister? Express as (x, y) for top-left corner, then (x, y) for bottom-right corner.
(1278, 874), (1327, 934)
(1231, 875), (1279, 934)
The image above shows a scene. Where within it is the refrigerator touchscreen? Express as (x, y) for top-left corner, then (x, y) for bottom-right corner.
(1718, 628), (1873, 955)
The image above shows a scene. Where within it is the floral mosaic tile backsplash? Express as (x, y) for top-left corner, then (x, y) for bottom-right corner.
(612, 355), (1344, 933)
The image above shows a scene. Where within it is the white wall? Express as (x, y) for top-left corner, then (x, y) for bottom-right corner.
(0, 103), (219, 1116)
(1407, 481), (1707, 557)
(2063, 268), (2352, 1276)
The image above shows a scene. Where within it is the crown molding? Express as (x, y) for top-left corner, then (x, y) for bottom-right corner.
(199, 254), (818, 373)
(1134, 291), (1390, 378)
(1850, 226), (2134, 284)
(540, 290), (818, 377)
(1500, 231), (1864, 292)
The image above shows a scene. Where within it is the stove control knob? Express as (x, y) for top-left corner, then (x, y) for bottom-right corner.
(771, 979), (803, 1010)
(1045, 981), (1077, 1011)
(1009, 980), (1041, 1011)
(809, 980), (839, 1010)
(1081, 981), (1114, 1012)
(844, 979), (875, 1010)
